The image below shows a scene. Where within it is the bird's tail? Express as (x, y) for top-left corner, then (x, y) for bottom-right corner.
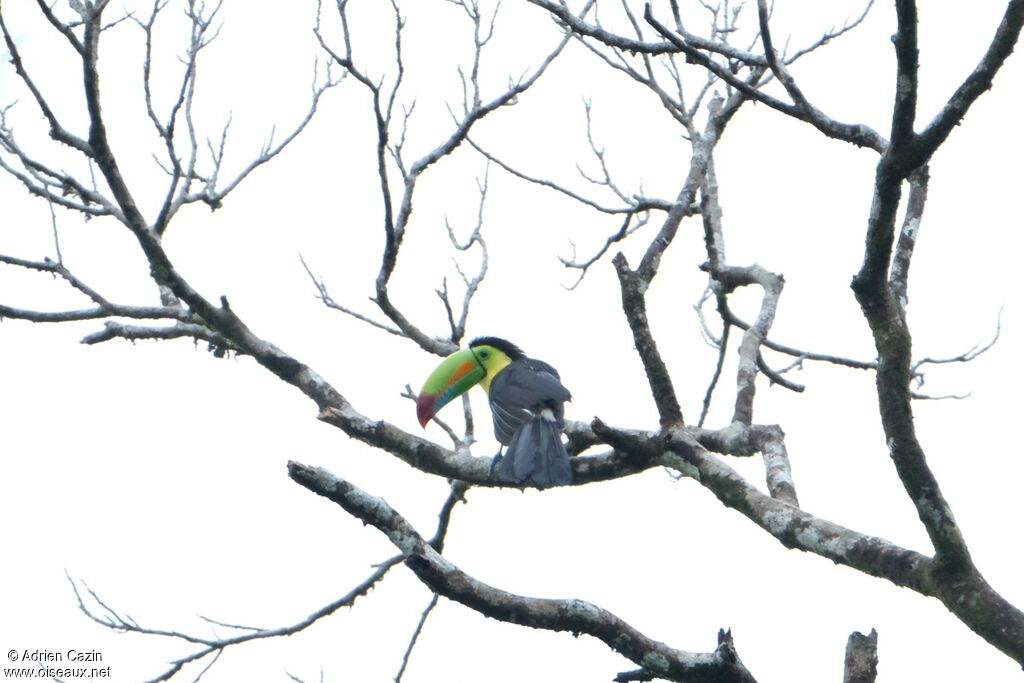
(496, 416), (572, 487)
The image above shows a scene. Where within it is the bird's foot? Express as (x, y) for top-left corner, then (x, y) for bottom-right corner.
(488, 451), (504, 480)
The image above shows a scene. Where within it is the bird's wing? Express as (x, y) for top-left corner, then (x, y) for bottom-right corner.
(489, 397), (531, 445)
(488, 359), (571, 443)
(496, 359), (571, 405)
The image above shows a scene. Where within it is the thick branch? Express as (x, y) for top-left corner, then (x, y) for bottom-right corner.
(913, 0), (1024, 167)
(288, 461), (759, 683)
(853, 174), (971, 567)
(33, 0), (84, 54)
(711, 264), (785, 426)
(755, 0), (887, 153)
(888, 165), (928, 309)
(889, 0), (919, 152)
(849, 6), (980, 574)
(636, 112), (721, 284)
(612, 253), (685, 429)
(607, 100), (736, 430)
(754, 425), (798, 506)
(660, 432), (931, 591)
(843, 629), (878, 683)
(837, 9), (1024, 656)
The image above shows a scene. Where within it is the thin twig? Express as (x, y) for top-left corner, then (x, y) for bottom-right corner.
(394, 594), (439, 682)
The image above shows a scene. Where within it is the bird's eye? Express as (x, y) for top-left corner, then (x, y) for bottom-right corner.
(479, 349), (489, 358)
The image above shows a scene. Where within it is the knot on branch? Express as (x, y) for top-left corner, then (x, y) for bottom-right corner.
(592, 417), (662, 468)
(661, 427), (697, 462)
(715, 628), (741, 665)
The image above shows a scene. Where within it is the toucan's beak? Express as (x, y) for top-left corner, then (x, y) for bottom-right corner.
(416, 349), (485, 428)
(416, 392), (438, 428)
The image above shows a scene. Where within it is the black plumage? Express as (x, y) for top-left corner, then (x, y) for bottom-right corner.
(470, 337), (573, 487)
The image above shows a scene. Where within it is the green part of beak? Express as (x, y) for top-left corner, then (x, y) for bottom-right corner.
(416, 349), (486, 427)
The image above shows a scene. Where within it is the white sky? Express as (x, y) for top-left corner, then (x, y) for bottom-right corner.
(1, 1), (1022, 682)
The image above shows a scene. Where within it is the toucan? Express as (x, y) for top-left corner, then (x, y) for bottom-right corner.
(416, 336), (573, 487)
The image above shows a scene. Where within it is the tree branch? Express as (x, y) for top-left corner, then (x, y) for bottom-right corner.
(394, 593), (439, 682)
(288, 461), (759, 683)
(526, 0), (768, 65)
(660, 432), (930, 591)
(754, 0), (887, 152)
(889, 165), (928, 309)
(68, 556), (403, 683)
(843, 629), (878, 683)
(0, 6), (92, 155)
(643, 6), (887, 152)
(912, 0), (1024, 168)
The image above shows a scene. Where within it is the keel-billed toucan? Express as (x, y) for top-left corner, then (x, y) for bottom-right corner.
(416, 337), (572, 487)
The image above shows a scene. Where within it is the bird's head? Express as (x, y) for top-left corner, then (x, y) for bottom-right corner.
(415, 336), (524, 427)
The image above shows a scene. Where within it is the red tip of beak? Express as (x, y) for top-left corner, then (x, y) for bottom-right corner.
(416, 393), (436, 428)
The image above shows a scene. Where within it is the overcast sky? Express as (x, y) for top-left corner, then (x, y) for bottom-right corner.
(1, 1), (1022, 681)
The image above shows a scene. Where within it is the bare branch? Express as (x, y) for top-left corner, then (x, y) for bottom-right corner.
(289, 461), (759, 683)
(754, 0), (886, 152)
(468, 137), (670, 214)
(784, 1), (875, 63)
(889, 165), (929, 309)
(561, 212), (653, 289)
(0, 109), (115, 216)
(33, 0), (85, 54)
(613, 252), (686, 429)
(401, 384), (464, 448)
(910, 390), (970, 401)
(66, 474), (467, 683)
(636, 97), (724, 285)
(912, 0), (1024, 166)
(755, 424), (798, 506)
(318, 0), (576, 356)
(696, 311), (729, 428)
(300, 255), (405, 337)
(888, 0), (919, 154)
(80, 320), (235, 353)
(911, 310), (1002, 375)
(718, 302), (876, 370)
(567, 21), (693, 127)
(68, 553), (404, 683)
(659, 430), (929, 589)
(394, 594), (439, 682)
(643, 6), (887, 152)
(0, 303), (176, 325)
(843, 629), (879, 683)
(849, 2), (976, 576)
(607, 93), (735, 431)
(3, 1), (1023, 678)
(181, 64), (342, 217)
(706, 263), (785, 426)
(756, 352), (805, 393)
(846, 12), (1021, 579)
(439, 166), (490, 342)
(0, 253), (202, 336)
(576, 99), (636, 207)
(693, 149), (797, 499)
(527, 0), (768, 65)
(0, 7), (92, 154)
(29, 451), (463, 683)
